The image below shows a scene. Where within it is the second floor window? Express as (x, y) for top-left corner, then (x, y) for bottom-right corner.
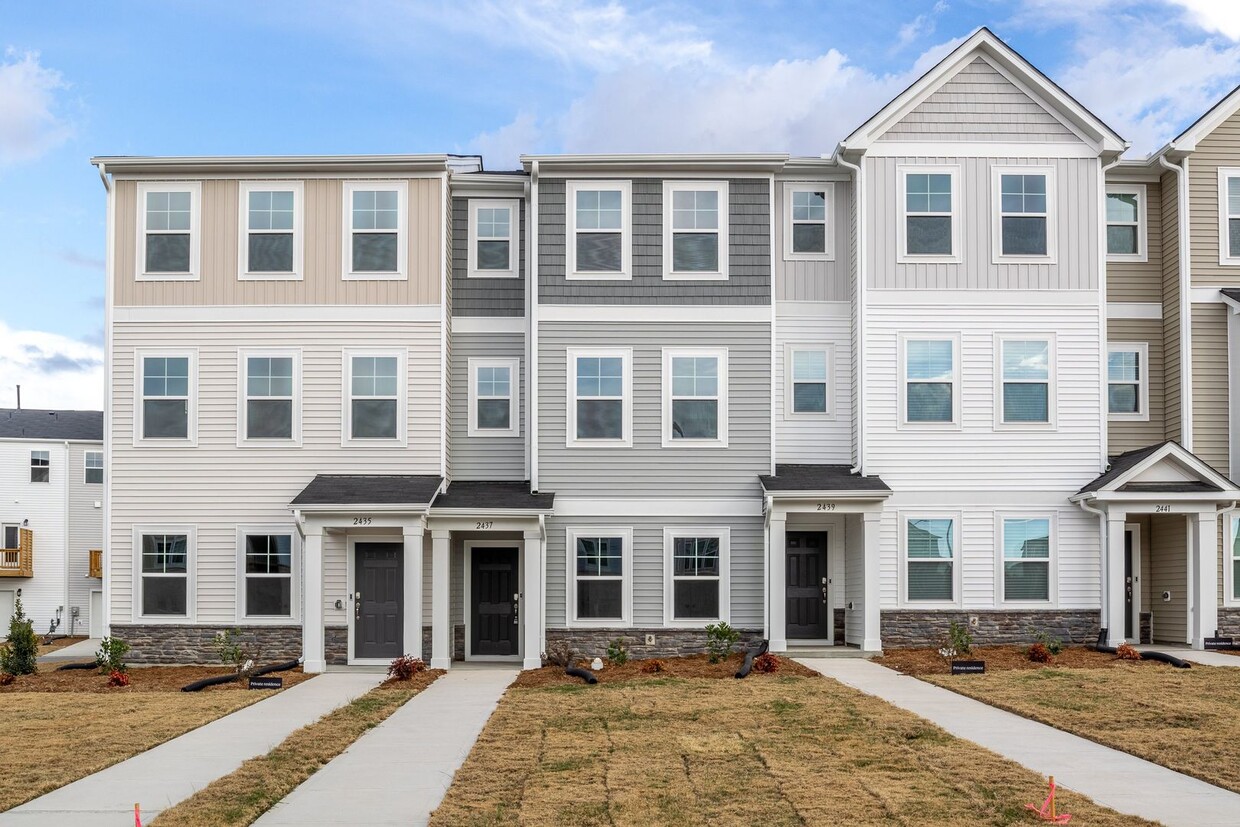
(244, 353), (297, 441)
(468, 358), (519, 437)
(138, 183), (200, 279)
(664, 349), (727, 446)
(241, 182), (302, 278)
(903, 337), (956, 425)
(347, 353), (402, 441)
(664, 181), (728, 279)
(84, 450), (103, 484)
(1106, 187), (1144, 259)
(468, 200), (517, 278)
(997, 171), (1051, 258)
(904, 170), (955, 257)
(30, 451), (49, 483)
(568, 181), (630, 279)
(999, 338), (1052, 425)
(140, 354), (192, 441)
(784, 184), (832, 260)
(1107, 344), (1147, 419)
(788, 346), (830, 415)
(344, 182), (406, 279)
(569, 350), (629, 444)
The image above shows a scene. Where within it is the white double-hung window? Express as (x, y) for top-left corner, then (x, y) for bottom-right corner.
(468, 199), (518, 278)
(786, 345), (832, 417)
(1106, 185), (1145, 261)
(343, 181), (407, 279)
(1000, 517), (1052, 603)
(663, 348), (727, 447)
(900, 335), (958, 426)
(997, 336), (1055, 427)
(901, 167), (958, 260)
(29, 451), (49, 483)
(783, 183), (833, 260)
(567, 349), (631, 446)
(240, 530), (296, 620)
(1219, 169), (1240, 265)
(240, 350), (301, 444)
(136, 350), (197, 445)
(664, 528), (729, 625)
(136, 528), (194, 620)
(239, 181), (303, 279)
(664, 181), (728, 279)
(1107, 343), (1148, 420)
(994, 168), (1055, 261)
(343, 350), (406, 444)
(904, 516), (957, 604)
(137, 182), (201, 280)
(84, 450), (103, 484)
(567, 181), (630, 279)
(568, 528), (632, 626)
(468, 358), (519, 437)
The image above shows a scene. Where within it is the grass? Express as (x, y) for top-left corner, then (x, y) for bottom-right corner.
(923, 660), (1240, 794)
(430, 672), (1157, 826)
(151, 670), (441, 826)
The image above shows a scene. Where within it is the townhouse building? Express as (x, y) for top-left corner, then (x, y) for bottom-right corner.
(92, 28), (1240, 671)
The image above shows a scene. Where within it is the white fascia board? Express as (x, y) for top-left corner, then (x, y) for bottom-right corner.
(1107, 302), (1162, 320)
(452, 316), (526, 334)
(538, 304), (769, 323)
(1172, 82), (1240, 151)
(92, 154), (453, 175)
(552, 497), (763, 518)
(867, 289), (1096, 306)
(114, 305), (441, 323)
(290, 503), (433, 514)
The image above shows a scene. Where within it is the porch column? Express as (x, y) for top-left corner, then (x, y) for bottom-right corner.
(430, 529), (452, 670)
(403, 524), (424, 660)
(523, 529), (545, 670)
(302, 525), (325, 674)
(1190, 510), (1219, 650)
(1105, 513), (1127, 647)
(862, 511), (882, 652)
(769, 516), (787, 652)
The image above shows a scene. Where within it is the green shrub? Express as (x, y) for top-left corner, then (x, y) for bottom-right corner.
(1030, 629), (1064, 656)
(946, 621), (974, 657)
(0, 597), (39, 676)
(605, 638), (629, 665)
(94, 636), (131, 674)
(705, 622), (740, 664)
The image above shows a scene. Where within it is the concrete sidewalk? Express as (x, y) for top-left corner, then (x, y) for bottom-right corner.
(0, 672), (382, 826)
(801, 658), (1240, 827)
(255, 664), (516, 827)
(36, 637), (101, 665)
(1136, 644), (1240, 668)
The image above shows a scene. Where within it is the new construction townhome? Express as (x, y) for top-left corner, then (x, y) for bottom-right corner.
(90, 28), (1240, 672)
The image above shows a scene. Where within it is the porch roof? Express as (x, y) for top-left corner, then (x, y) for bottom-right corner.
(290, 474), (443, 509)
(759, 464), (891, 496)
(1073, 441), (1239, 499)
(431, 481), (554, 512)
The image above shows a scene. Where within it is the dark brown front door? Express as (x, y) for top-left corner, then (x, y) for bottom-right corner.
(786, 532), (829, 640)
(355, 542), (402, 660)
(472, 547), (519, 657)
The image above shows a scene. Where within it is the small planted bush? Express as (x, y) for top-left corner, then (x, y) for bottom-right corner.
(1027, 642), (1053, 664)
(387, 655), (426, 681)
(705, 622), (741, 664)
(0, 597), (39, 677)
(639, 659), (667, 674)
(752, 652), (780, 674)
(107, 669), (130, 688)
(606, 638), (629, 666)
(1115, 643), (1142, 661)
(1030, 629), (1064, 656)
(95, 636), (131, 675)
(946, 622), (974, 657)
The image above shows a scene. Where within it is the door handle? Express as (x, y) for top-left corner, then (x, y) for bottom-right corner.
(354, 591), (362, 618)
(513, 592), (521, 625)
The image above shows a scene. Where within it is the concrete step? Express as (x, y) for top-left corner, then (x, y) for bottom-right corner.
(784, 646), (873, 658)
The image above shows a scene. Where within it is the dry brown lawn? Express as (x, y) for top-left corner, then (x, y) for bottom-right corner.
(876, 645), (1139, 676)
(431, 672), (1157, 826)
(923, 661), (1240, 795)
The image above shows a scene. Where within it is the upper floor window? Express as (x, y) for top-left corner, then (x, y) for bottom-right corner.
(137, 182), (201, 280)
(901, 167), (958, 260)
(569, 528), (631, 625)
(994, 168), (1054, 261)
(568, 349), (631, 446)
(30, 451), (49, 483)
(239, 182), (303, 279)
(241, 351), (300, 444)
(663, 348), (728, 447)
(136, 351), (196, 445)
(901, 335), (958, 427)
(1218, 168), (1240, 266)
(905, 517), (956, 603)
(343, 181), (407, 280)
(783, 183), (833, 261)
(998, 336), (1054, 427)
(567, 181), (630, 280)
(663, 181), (728, 280)
(84, 450), (103, 485)
(786, 345), (832, 417)
(468, 358), (519, 437)
(1106, 185), (1145, 261)
(1107, 343), (1148, 421)
(1001, 517), (1052, 602)
(2, 524), (17, 548)
(468, 199), (518, 278)
(344, 350), (405, 443)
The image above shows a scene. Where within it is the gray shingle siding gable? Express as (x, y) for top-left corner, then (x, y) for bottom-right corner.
(451, 196), (526, 317)
(538, 178), (771, 304)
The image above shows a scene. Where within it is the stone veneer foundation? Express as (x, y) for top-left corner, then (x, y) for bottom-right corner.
(879, 610), (1100, 648)
(1217, 608), (1240, 638)
(325, 625), (466, 665)
(545, 627), (764, 660)
(113, 624), (302, 665)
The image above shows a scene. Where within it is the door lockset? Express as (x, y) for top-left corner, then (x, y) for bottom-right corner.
(513, 592), (521, 625)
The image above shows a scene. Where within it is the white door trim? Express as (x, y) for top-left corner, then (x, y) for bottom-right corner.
(1125, 523), (1142, 644)
(347, 534), (404, 667)
(463, 539), (525, 663)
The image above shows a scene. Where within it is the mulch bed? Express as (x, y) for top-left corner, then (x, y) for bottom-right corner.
(0, 665), (314, 693)
(875, 645), (1151, 677)
(512, 653), (817, 688)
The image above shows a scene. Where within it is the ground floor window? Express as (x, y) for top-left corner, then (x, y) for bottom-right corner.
(905, 517), (955, 602)
(665, 529), (729, 623)
(569, 529), (630, 624)
(244, 533), (293, 617)
(1001, 517), (1051, 601)
(141, 533), (189, 616)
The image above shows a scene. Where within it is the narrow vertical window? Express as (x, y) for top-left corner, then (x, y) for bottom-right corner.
(1232, 517), (1240, 600)
(906, 518), (954, 602)
(1000, 338), (1052, 424)
(788, 347), (829, 415)
(903, 338), (955, 424)
(1105, 188), (1143, 259)
(84, 450), (103, 484)
(1107, 346), (1144, 417)
(664, 349), (727, 446)
(2, 524), (17, 549)
(468, 358), (519, 437)
(244, 354), (296, 440)
(568, 181), (629, 278)
(1002, 518), (1051, 601)
(141, 355), (191, 440)
(141, 533), (189, 617)
(468, 200), (517, 277)
(241, 182), (302, 278)
(29, 451), (49, 483)
(244, 534), (293, 617)
(348, 354), (401, 440)
(904, 171), (954, 256)
(997, 171), (1051, 258)
(344, 182), (406, 279)
(570, 351), (629, 444)
(664, 181), (728, 279)
(1218, 169), (1240, 265)
(574, 535), (625, 621)
(138, 183), (200, 279)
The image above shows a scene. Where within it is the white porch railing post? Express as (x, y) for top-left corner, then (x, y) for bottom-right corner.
(430, 530), (452, 670)
(403, 524), (425, 661)
(768, 517), (787, 652)
(523, 529), (544, 670)
(1105, 513), (1127, 648)
(1191, 510), (1219, 650)
(302, 526), (325, 674)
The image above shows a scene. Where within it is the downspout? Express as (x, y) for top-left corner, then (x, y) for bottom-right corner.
(836, 147), (865, 475)
(62, 440), (71, 636)
(1076, 497), (1108, 632)
(1100, 155), (1124, 472)
(529, 161), (540, 492)
(1158, 152), (1192, 450)
(538, 511), (547, 658)
(768, 171), (777, 477)
(523, 176), (533, 483)
(94, 161), (113, 638)
(763, 494), (772, 642)
(440, 170), (450, 481)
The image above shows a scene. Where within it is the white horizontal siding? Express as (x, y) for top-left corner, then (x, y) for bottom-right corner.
(0, 441), (69, 634)
(844, 512), (865, 645)
(67, 443), (104, 636)
(774, 306), (852, 463)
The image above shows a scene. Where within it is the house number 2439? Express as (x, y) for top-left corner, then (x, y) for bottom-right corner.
(816, 503), (836, 511)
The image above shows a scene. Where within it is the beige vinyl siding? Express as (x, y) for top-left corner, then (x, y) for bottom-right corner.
(866, 157), (1099, 290)
(1191, 303), (1229, 476)
(774, 179), (851, 301)
(1107, 318), (1165, 454)
(1149, 514), (1187, 643)
(67, 443), (104, 636)
(450, 332), (526, 481)
(1161, 170), (1182, 443)
(1189, 107), (1240, 285)
(879, 57), (1076, 143)
(1106, 179), (1163, 302)
(109, 319), (442, 622)
(114, 177), (443, 306)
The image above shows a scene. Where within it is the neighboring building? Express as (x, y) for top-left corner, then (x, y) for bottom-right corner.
(92, 28), (1240, 670)
(0, 408), (105, 638)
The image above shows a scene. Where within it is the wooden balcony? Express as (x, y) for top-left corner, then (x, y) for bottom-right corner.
(88, 548), (103, 579)
(0, 528), (33, 578)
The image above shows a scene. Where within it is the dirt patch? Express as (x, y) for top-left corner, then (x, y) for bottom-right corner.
(512, 653), (817, 688)
(0, 665), (313, 693)
(875, 645), (1146, 676)
(36, 636), (89, 655)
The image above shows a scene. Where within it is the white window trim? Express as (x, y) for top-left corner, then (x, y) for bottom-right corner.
(1218, 168), (1240, 266)
(1, 523), (19, 549)
(899, 512), (962, 609)
(467, 357), (520, 438)
(566, 526), (633, 628)
(132, 525), (196, 623)
(237, 348), (303, 447)
(467, 198), (518, 278)
(237, 180), (304, 281)
(992, 166), (1057, 264)
(1107, 341), (1150, 422)
(235, 526), (300, 624)
(662, 180), (729, 280)
(133, 348), (198, 448)
(83, 450), (103, 485)
(136, 181), (202, 281)
(341, 180), (408, 281)
(662, 527), (730, 627)
(898, 165), (961, 264)
(1227, 516), (1240, 607)
(1105, 183), (1146, 263)
(784, 343), (835, 421)
(782, 181), (835, 262)
(661, 347), (729, 448)
(897, 332), (961, 430)
(341, 348), (408, 447)
(29, 450), (49, 484)
(566, 180), (631, 281)
(994, 333), (1057, 431)
(995, 512), (1057, 607)
(566, 347), (633, 448)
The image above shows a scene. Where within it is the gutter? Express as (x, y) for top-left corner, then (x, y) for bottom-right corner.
(1158, 150), (1193, 450)
(834, 146), (865, 475)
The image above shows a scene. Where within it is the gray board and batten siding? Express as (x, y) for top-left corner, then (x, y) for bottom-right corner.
(538, 178), (771, 304)
(451, 196), (526, 317)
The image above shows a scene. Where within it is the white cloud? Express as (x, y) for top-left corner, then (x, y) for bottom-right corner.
(895, 1), (950, 50)
(0, 50), (71, 165)
(1169, 0), (1240, 40)
(0, 323), (102, 410)
(471, 112), (542, 169)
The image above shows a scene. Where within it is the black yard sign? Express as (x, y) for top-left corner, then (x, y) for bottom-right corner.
(951, 660), (986, 675)
(1204, 637), (1235, 651)
(248, 676), (284, 690)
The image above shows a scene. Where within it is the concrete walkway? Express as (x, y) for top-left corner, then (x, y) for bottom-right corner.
(0, 672), (382, 826)
(800, 658), (1240, 827)
(255, 663), (516, 827)
(36, 637), (101, 664)
(1136, 644), (1240, 668)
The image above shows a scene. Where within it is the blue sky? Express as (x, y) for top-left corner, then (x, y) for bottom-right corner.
(2, 0), (1240, 408)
